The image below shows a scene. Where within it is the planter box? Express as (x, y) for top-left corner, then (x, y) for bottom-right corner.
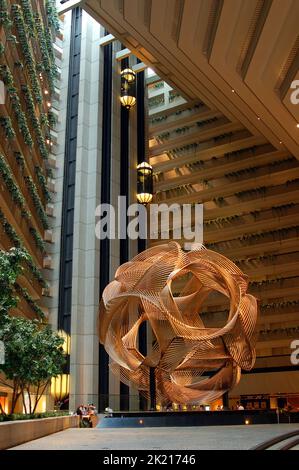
(0, 415), (79, 450)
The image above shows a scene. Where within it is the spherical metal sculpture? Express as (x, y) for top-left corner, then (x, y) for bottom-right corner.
(99, 242), (258, 405)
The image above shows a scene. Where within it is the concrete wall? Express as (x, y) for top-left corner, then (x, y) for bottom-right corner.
(0, 415), (79, 450)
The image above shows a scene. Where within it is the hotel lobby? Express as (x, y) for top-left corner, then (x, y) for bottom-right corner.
(0, 0), (299, 453)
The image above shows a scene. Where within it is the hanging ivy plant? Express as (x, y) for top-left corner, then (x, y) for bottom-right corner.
(40, 112), (49, 127)
(15, 284), (45, 318)
(45, 0), (60, 33)
(0, 153), (31, 218)
(0, 209), (22, 247)
(11, 4), (42, 104)
(0, 209), (48, 288)
(0, 0), (12, 28)
(0, 117), (16, 140)
(46, 167), (54, 179)
(20, 0), (37, 38)
(14, 151), (25, 171)
(29, 226), (46, 253)
(47, 110), (57, 128)
(0, 65), (33, 147)
(0, 42), (4, 54)
(34, 12), (58, 92)
(24, 175), (49, 229)
(35, 166), (52, 203)
(22, 85), (49, 160)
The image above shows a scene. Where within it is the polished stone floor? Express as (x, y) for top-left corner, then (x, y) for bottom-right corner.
(11, 423), (299, 450)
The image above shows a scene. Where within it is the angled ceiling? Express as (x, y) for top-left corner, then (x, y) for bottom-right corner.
(82, 0), (299, 159)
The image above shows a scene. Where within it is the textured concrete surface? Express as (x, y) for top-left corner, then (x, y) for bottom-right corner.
(11, 424), (299, 450)
(0, 415), (79, 450)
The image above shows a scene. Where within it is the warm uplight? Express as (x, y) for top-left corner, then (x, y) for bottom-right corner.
(51, 374), (70, 400)
(120, 94), (136, 109)
(245, 419), (250, 425)
(47, 101), (52, 108)
(46, 139), (50, 145)
(137, 192), (153, 205)
(57, 329), (71, 355)
(120, 67), (136, 109)
(137, 162), (153, 206)
(139, 419), (143, 424)
(296, 123), (299, 128)
(44, 89), (49, 95)
(121, 68), (136, 83)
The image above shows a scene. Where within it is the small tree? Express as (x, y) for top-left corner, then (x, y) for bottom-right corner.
(0, 316), (65, 414)
(0, 247), (28, 315)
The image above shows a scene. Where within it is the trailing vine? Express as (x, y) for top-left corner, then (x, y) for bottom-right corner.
(11, 4), (43, 104)
(34, 11), (58, 92)
(20, 0), (36, 38)
(22, 85), (49, 160)
(0, 209), (48, 288)
(0, 153), (30, 218)
(47, 110), (57, 128)
(29, 226), (46, 254)
(0, 116), (16, 140)
(24, 175), (49, 229)
(45, 0), (60, 33)
(14, 151), (25, 170)
(35, 166), (52, 203)
(15, 283), (45, 318)
(0, 0), (12, 28)
(0, 64), (33, 146)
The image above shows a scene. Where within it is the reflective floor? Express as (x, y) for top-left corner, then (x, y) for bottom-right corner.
(11, 423), (299, 450)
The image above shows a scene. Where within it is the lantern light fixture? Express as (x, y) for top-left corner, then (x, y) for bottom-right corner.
(137, 162), (153, 206)
(120, 94), (136, 110)
(120, 67), (136, 110)
(121, 67), (136, 83)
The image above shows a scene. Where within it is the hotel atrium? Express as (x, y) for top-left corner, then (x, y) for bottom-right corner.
(0, 0), (299, 452)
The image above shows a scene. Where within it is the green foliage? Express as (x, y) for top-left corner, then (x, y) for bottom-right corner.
(35, 166), (52, 203)
(11, 4), (42, 104)
(20, 0), (37, 38)
(22, 85), (49, 160)
(0, 316), (65, 414)
(0, 116), (16, 140)
(0, 247), (28, 315)
(0, 0), (12, 28)
(0, 210), (48, 288)
(40, 112), (49, 127)
(48, 110), (57, 128)
(34, 12), (58, 92)
(24, 175), (49, 229)
(14, 151), (25, 170)
(29, 226), (46, 254)
(0, 411), (69, 421)
(0, 65), (33, 147)
(15, 284), (45, 319)
(0, 153), (30, 218)
(46, 0), (60, 33)
(0, 42), (5, 54)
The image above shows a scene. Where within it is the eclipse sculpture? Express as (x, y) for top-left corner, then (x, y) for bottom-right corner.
(99, 242), (258, 405)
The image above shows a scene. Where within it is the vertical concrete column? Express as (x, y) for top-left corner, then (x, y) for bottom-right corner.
(69, 12), (102, 410)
